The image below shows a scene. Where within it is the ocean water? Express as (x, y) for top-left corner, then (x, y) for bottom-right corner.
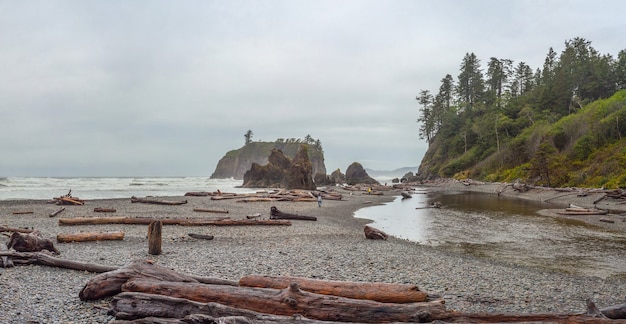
(0, 177), (250, 201)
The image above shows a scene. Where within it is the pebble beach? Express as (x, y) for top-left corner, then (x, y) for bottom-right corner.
(1, 186), (626, 323)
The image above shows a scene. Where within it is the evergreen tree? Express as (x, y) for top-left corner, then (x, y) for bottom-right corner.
(416, 90), (435, 144)
(456, 53), (484, 113)
(244, 130), (253, 145)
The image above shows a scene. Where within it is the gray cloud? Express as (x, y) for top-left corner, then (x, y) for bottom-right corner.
(1, 0), (624, 176)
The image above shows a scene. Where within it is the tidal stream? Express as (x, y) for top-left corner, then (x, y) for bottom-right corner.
(354, 189), (626, 279)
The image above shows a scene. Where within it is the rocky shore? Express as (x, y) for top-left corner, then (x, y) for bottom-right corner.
(1, 185), (626, 323)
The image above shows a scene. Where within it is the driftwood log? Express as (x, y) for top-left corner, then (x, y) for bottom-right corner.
(0, 243), (14, 268)
(131, 196), (188, 205)
(0, 251), (117, 272)
(79, 260), (238, 301)
(364, 225), (388, 240)
(58, 217), (291, 226)
(54, 196), (85, 205)
(120, 279), (447, 323)
(192, 208), (229, 214)
(238, 274), (428, 303)
(109, 292), (351, 323)
(12, 210), (34, 215)
(270, 206), (317, 221)
(49, 207), (66, 217)
(148, 221), (162, 255)
(94, 207), (116, 213)
(0, 225), (33, 233)
(187, 233), (214, 240)
(6, 231), (60, 254)
(57, 231), (125, 243)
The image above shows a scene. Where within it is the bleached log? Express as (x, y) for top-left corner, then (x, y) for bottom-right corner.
(12, 210), (33, 215)
(238, 274), (428, 303)
(192, 208), (229, 214)
(0, 225), (33, 233)
(57, 231), (125, 243)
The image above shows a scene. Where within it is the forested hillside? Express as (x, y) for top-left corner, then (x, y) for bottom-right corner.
(417, 37), (626, 188)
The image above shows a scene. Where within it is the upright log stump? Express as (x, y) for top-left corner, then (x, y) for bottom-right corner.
(148, 220), (162, 255)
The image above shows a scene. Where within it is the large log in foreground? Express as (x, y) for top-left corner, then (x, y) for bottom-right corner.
(79, 260), (238, 301)
(57, 231), (125, 243)
(270, 206), (317, 221)
(121, 279), (447, 323)
(59, 216), (291, 226)
(110, 292), (346, 323)
(238, 274), (428, 303)
(364, 225), (388, 240)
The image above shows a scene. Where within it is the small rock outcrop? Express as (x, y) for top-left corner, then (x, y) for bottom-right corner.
(345, 162), (379, 185)
(330, 168), (346, 184)
(242, 146), (316, 190)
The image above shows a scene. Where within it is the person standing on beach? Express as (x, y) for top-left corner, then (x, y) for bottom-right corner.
(317, 194), (322, 207)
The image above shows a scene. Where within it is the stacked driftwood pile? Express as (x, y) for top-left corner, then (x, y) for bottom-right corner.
(185, 189), (344, 203)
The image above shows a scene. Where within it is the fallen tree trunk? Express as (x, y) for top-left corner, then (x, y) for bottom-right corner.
(49, 207), (66, 217)
(80, 260), (238, 301)
(12, 210), (33, 215)
(238, 274), (428, 303)
(109, 292), (346, 323)
(184, 192), (211, 196)
(0, 225), (33, 233)
(192, 208), (229, 214)
(0, 251), (117, 272)
(94, 207), (116, 213)
(270, 206), (317, 221)
(131, 196), (188, 205)
(57, 231), (125, 243)
(121, 280), (447, 323)
(59, 217), (291, 226)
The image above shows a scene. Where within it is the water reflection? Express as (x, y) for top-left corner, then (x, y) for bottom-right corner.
(354, 189), (626, 279)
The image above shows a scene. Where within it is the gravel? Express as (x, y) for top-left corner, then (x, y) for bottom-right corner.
(1, 189), (625, 323)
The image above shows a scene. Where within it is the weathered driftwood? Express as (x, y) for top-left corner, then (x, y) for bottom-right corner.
(184, 191), (210, 197)
(187, 233), (214, 240)
(59, 217), (291, 226)
(94, 207), (116, 213)
(55, 196), (85, 205)
(270, 206), (317, 221)
(57, 231), (125, 243)
(192, 208), (229, 214)
(109, 292), (346, 323)
(148, 221), (162, 255)
(364, 225), (388, 240)
(1, 243), (14, 268)
(6, 231), (59, 254)
(11, 210), (33, 215)
(49, 207), (66, 217)
(238, 274), (428, 303)
(0, 251), (117, 272)
(79, 260), (238, 301)
(120, 280), (448, 323)
(130, 196), (188, 205)
(0, 225), (33, 233)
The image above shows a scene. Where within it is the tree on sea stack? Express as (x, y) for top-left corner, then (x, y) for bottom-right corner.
(244, 130), (253, 145)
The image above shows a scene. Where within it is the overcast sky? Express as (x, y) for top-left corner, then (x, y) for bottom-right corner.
(1, 0), (625, 177)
